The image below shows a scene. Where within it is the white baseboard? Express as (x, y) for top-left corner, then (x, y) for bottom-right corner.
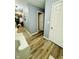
(31, 31), (38, 36)
(43, 36), (49, 40)
(24, 28), (32, 36)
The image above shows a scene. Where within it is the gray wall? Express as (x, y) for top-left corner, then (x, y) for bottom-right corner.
(26, 4), (44, 33)
(44, 0), (53, 38)
(15, 0), (30, 31)
(16, 1), (44, 34)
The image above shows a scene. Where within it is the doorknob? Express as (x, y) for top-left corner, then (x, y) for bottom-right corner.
(51, 27), (53, 29)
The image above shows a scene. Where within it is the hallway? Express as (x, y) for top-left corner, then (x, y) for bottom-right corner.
(15, 0), (63, 59)
(15, 27), (63, 59)
(15, 28), (29, 50)
(15, 28), (30, 59)
(15, 27), (53, 59)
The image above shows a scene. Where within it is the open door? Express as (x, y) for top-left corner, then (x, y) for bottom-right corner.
(49, 0), (63, 47)
(38, 12), (44, 32)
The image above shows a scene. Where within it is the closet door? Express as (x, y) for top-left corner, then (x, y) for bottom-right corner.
(49, 0), (63, 47)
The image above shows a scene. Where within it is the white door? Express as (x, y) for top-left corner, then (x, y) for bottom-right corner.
(49, 1), (63, 47)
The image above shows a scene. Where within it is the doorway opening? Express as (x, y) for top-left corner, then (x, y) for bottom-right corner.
(37, 11), (44, 34)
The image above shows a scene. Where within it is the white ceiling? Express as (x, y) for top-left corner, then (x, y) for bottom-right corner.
(16, 0), (45, 9)
(27, 0), (45, 8)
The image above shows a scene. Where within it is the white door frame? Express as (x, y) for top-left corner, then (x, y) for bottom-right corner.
(31, 11), (44, 35)
(37, 11), (44, 32)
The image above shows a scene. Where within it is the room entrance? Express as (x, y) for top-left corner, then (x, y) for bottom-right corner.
(37, 11), (44, 32)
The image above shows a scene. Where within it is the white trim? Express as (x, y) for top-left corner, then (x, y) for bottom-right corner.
(36, 11), (44, 32)
(24, 28), (40, 36)
(43, 36), (63, 48)
(31, 31), (38, 36)
(24, 28), (32, 36)
(43, 36), (49, 40)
